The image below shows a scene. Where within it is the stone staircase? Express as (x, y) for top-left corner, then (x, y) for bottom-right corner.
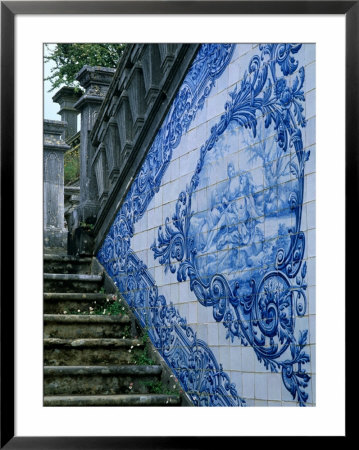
(43, 254), (182, 406)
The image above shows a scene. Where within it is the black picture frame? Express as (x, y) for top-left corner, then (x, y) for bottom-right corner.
(1, 1), (354, 447)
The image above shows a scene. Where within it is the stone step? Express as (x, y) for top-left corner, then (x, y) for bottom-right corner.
(44, 273), (103, 293)
(44, 393), (181, 406)
(44, 314), (131, 339)
(44, 338), (144, 366)
(44, 365), (163, 396)
(44, 292), (109, 314)
(44, 254), (93, 274)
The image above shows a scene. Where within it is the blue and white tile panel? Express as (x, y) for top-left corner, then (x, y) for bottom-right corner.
(98, 44), (316, 407)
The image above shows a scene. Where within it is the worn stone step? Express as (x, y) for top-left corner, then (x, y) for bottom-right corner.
(44, 273), (103, 293)
(44, 314), (131, 339)
(44, 365), (163, 396)
(44, 394), (181, 406)
(44, 254), (93, 274)
(44, 292), (108, 314)
(44, 338), (144, 366)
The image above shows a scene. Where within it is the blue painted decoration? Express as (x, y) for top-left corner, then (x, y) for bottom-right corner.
(98, 44), (246, 406)
(99, 43), (312, 406)
(151, 44), (311, 406)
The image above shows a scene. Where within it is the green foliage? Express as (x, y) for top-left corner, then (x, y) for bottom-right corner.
(141, 328), (150, 345)
(100, 299), (123, 316)
(64, 146), (80, 185)
(142, 380), (163, 394)
(140, 379), (179, 395)
(135, 346), (155, 366)
(135, 329), (157, 365)
(66, 292), (129, 317)
(45, 43), (125, 92)
(80, 222), (94, 232)
(93, 294), (128, 316)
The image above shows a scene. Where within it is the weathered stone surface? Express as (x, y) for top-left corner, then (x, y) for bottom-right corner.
(141, 45), (162, 104)
(64, 181), (81, 235)
(52, 87), (82, 139)
(44, 273), (102, 282)
(71, 45), (200, 252)
(115, 91), (133, 157)
(44, 292), (108, 314)
(44, 314), (130, 324)
(44, 273), (103, 293)
(158, 44), (179, 73)
(92, 144), (108, 206)
(43, 252), (182, 406)
(43, 230), (68, 252)
(44, 337), (142, 347)
(74, 66), (115, 224)
(126, 65), (146, 136)
(44, 338), (144, 366)
(44, 254), (93, 274)
(44, 365), (162, 396)
(44, 314), (131, 339)
(44, 364), (162, 376)
(44, 393), (181, 406)
(67, 226), (95, 257)
(104, 120), (121, 183)
(44, 119), (71, 251)
(44, 292), (107, 300)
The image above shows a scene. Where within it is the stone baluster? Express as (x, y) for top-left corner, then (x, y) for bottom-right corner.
(141, 45), (162, 105)
(104, 118), (121, 184)
(158, 44), (180, 73)
(92, 143), (108, 207)
(43, 120), (71, 252)
(115, 90), (133, 161)
(74, 66), (115, 224)
(126, 63), (146, 136)
(52, 87), (82, 139)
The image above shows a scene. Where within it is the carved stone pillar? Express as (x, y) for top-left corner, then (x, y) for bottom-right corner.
(52, 87), (82, 139)
(43, 120), (70, 252)
(74, 66), (115, 224)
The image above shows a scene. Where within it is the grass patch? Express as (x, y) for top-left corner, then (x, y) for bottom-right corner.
(134, 346), (155, 366)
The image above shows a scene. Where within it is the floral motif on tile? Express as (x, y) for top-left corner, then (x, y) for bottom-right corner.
(152, 44), (311, 405)
(98, 44), (245, 406)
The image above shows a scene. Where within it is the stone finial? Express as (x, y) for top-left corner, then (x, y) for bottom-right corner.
(52, 87), (82, 139)
(74, 66), (116, 106)
(44, 119), (71, 149)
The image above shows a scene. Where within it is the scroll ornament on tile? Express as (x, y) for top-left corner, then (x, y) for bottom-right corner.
(152, 44), (311, 405)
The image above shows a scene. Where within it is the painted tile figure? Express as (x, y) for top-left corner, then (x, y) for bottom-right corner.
(98, 43), (315, 406)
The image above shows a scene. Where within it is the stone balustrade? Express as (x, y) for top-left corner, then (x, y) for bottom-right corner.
(84, 44), (200, 251)
(53, 44), (200, 254)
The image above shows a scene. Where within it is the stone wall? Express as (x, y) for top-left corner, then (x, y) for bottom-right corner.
(96, 44), (316, 406)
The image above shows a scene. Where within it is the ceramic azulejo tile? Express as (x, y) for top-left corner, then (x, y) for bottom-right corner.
(98, 44), (315, 407)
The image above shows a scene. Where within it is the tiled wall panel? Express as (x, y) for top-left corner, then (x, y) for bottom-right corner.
(98, 43), (316, 406)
